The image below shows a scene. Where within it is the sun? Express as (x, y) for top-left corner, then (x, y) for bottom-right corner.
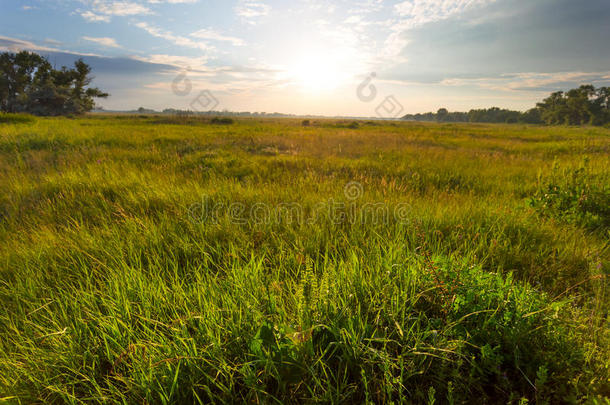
(289, 57), (343, 93)
(285, 48), (356, 94)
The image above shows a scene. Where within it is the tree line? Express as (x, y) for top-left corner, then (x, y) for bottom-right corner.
(404, 85), (610, 126)
(403, 107), (539, 124)
(0, 51), (108, 116)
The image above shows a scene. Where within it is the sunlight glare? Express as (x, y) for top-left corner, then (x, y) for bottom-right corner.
(286, 47), (356, 93)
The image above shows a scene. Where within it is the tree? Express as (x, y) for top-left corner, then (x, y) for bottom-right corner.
(436, 108), (449, 122)
(521, 108), (542, 124)
(0, 51), (108, 116)
(535, 85), (610, 126)
(564, 86), (594, 125)
(0, 51), (50, 113)
(589, 86), (610, 125)
(537, 92), (567, 125)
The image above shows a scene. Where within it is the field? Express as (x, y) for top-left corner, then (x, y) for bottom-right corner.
(0, 114), (608, 403)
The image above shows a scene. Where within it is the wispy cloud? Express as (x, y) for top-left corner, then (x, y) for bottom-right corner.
(133, 54), (210, 71)
(0, 35), (101, 57)
(134, 22), (213, 52)
(95, 1), (151, 16)
(147, 0), (198, 3)
(0, 36), (58, 53)
(394, 0), (496, 28)
(190, 29), (245, 46)
(347, 0), (384, 15)
(82, 36), (121, 48)
(234, 0), (271, 23)
(44, 38), (63, 45)
(439, 71), (610, 92)
(80, 10), (111, 22)
(78, 0), (152, 22)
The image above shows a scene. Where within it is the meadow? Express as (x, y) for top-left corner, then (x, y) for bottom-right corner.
(0, 114), (608, 404)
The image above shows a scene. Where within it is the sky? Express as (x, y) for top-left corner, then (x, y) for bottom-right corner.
(1, 0), (609, 116)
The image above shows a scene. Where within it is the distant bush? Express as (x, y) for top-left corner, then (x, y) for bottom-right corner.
(0, 113), (35, 124)
(211, 117), (234, 125)
(332, 121), (360, 129)
(301, 119), (311, 126)
(529, 160), (609, 232)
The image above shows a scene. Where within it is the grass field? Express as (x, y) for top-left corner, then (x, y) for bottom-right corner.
(0, 114), (608, 403)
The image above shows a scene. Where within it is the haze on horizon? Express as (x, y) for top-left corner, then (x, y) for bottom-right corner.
(1, 0), (609, 117)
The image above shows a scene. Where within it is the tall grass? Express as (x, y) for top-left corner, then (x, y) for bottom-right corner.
(0, 115), (608, 403)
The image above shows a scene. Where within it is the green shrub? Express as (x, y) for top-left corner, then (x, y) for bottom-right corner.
(529, 160), (610, 232)
(210, 116), (234, 125)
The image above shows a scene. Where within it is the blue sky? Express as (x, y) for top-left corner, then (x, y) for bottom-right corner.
(1, 0), (609, 116)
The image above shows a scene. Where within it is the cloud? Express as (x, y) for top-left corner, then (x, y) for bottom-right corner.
(0, 36), (59, 53)
(44, 38), (63, 45)
(134, 22), (214, 52)
(378, 0), (496, 64)
(381, 0), (610, 83)
(347, 0), (384, 15)
(234, 0), (271, 22)
(439, 71), (610, 92)
(142, 65), (283, 95)
(300, 0), (337, 14)
(78, 0), (200, 23)
(395, 0), (610, 81)
(394, 0), (496, 28)
(133, 53), (278, 78)
(80, 10), (111, 22)
(133, 54), (210, 71)
(95, 1), (150, 16)
(78, 0), (152, 22)
(190, 29), (245, 46)
(0, 35), (102, 57)
(82, 36), (122, 48)
(147, 0), (198, 3)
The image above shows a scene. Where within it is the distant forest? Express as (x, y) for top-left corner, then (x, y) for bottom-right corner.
(403, 85), (610, 126)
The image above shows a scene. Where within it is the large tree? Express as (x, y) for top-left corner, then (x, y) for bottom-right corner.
(536, 85), (610, 126)
(0, 51), (108, 116)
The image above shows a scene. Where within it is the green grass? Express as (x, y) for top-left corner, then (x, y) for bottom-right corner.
(0, 113), (35, 124)
(0, 115), (608, 403)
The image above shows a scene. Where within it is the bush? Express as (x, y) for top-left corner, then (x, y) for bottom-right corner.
(210, 117), (234, 125)
(529, 160), (610, 232)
